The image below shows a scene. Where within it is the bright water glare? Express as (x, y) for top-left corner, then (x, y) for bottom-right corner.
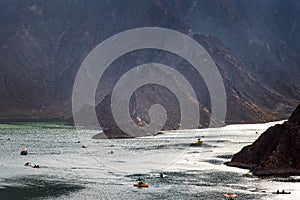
(0, 121), (299, 199)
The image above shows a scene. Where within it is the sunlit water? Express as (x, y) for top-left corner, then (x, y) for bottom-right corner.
(0, 121), (299, 199)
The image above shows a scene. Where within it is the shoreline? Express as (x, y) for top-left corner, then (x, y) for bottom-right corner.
(0, 117), (285, 125)
(0, 118), (65, 124)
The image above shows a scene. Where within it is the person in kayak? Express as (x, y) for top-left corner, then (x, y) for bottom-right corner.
(133, 178), (149, 187)
(159, 173), (164, 178)
(137, 177), (144, 184)
(20, 148), (28, 155)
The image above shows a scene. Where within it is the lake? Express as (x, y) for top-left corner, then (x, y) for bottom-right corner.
(0, 121), (299, 199)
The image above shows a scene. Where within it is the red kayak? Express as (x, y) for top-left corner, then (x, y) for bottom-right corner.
(224, 193), (236, 199)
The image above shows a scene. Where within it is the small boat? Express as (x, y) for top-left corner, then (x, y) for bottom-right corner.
(134, 177), (149, 188)
(20, 148), (28, 155)
(191, 138), (203, 146)
(81, 145), (87, 148)
(133, 182), (149, 188)
(224, 193), (236, 199)
(194, 140), (203, 145)
(272, 190), (291, 194)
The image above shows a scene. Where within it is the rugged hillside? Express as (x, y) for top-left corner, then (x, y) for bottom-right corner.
(1, 0), (299, 129)
(164, 0), (300, 101)
(226, 104), (300, 176)
(93, 31), (297, 136)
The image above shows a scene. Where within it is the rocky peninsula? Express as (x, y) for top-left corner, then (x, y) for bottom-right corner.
(226, 104), (300, 176)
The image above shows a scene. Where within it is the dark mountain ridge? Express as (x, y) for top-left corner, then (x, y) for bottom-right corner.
(1, 1), (299, 131)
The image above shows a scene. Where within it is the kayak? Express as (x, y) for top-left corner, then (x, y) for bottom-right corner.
(191, 141), (203, 146)
(195, 141), (203, 145)
(272, 192), (291, 194)
(20, 148), (28, 155)
(133, 183), (149, 187)
(224, 193), (236, 198)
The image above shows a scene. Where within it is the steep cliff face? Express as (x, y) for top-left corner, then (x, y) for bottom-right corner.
(0, 1), (299, 127)
(226, 104), (300, 176)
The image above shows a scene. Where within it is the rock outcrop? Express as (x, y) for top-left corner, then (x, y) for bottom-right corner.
(226, 104), (300, 176)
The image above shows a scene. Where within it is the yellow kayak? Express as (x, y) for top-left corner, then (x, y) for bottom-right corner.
(195, 141), (203, 145)
(191, 140), (203, 146)
(133, 183), (149, 187)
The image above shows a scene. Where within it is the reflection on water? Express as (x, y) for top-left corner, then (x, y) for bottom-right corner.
(0, 176), (84, 199)
(0, 121), (299, 199)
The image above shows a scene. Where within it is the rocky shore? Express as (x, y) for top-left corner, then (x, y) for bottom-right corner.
(225, 104), (300, 176)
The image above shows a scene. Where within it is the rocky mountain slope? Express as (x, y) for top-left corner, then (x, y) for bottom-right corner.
(1, 1), (300, 131)
(226, 104), (300, 176)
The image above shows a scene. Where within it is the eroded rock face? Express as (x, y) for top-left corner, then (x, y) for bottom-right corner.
(226, 104), (300, 176)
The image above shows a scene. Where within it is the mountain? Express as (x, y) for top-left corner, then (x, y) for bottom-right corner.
(1, 1), (299, 133)
(226, 104), (300, 176)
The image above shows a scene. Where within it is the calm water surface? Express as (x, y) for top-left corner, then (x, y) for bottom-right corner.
(0, 121), (299, 200)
